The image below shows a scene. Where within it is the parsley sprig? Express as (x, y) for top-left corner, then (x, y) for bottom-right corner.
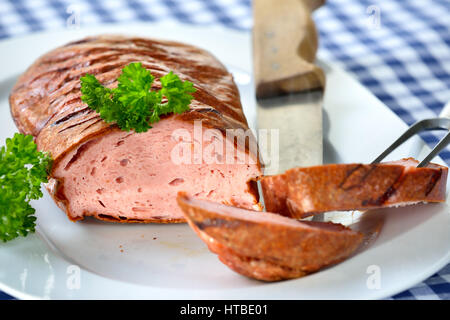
(0, 133), (52, 242)
(80, 62), (196, 133)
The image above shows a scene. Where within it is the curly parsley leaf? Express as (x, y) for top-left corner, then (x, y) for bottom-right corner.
(0, 133), (52, 242)
(80, 63), (196, 133)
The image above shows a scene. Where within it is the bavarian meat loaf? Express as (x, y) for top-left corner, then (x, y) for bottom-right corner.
(10, 35), (262, 223)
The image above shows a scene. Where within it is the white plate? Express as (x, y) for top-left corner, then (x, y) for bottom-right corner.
(0, 22), (449, 300)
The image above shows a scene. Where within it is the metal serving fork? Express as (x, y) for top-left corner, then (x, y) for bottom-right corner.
(312, 103), (450, 224)
(372, 102), (450, 167)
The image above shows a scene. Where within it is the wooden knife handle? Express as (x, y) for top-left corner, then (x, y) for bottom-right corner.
(253, 0), (325, 98)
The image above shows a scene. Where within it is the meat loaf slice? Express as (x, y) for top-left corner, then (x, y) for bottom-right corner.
(9, 35), (262, 222)
(177, 192), (363, 281)
(260, 158), (448, 219)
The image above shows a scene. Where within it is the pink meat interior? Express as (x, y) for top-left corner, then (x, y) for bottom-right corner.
(52, 117), (261, 221)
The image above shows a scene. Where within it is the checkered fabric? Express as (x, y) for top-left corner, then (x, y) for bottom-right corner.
(0, 0), (448, 300)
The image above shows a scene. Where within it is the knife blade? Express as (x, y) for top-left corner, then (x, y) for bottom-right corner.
(253, 0), (325, 175)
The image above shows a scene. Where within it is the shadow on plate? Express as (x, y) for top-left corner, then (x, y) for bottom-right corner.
(0, 74), (17, 101)
(341, 201), (447, 254)
(323, 109), (343, 164)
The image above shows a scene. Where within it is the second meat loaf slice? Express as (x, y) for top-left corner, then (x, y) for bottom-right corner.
(260, 158), (448, 218)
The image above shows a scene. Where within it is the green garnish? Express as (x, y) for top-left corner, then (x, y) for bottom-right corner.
(0, 133), (52, 242)
(80, 62), (196, 133)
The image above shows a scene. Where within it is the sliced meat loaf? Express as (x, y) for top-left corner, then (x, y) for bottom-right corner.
(10, 35), (262, 223)
(177, 192), (363, 281)
(260, 158), (448, 219)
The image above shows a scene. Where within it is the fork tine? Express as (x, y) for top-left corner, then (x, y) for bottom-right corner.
(372, 120), (425, 164)
(373, 118), (450, 166)
(417, 131), (450, 167)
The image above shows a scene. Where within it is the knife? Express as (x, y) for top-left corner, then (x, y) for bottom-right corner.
(253, 0), (325, 176)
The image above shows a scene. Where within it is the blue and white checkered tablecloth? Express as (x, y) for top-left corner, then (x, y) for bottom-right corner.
(0, 0), (449, 300)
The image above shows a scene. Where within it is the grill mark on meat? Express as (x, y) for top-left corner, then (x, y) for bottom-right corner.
(27, 59), (126, 103)
(49, 83), (81, 101)
(39, 47), (117, 65)
(339, 165), (377, 191)
(58, 115), (100, 133)
(339, 164), (362, 189)
(39, 39), (209, 73)
(27, 66), (73, 86)
(55, 61), (126, 87)
(192, 89), (242, 122)
(23, 60), (167, 133)
(52, 107), (91, 126)
(98, 200), (106, 208)
(425, 168), (443, 196)
(64, 139), (97, 170)
(39, 46), (174, 78)
(85, 53), (126, 66)
(47, 97), (83, 124)
(362, 171), (404, 206)
(30, 51), (237, 122)
(81, 118), (104, 133)
(34, 101), (88, 136)
(47, 84), (83, 110)
(55, 96), (82, 110)
(89, 56), (167, 74)
(131, 38), (165, 50)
